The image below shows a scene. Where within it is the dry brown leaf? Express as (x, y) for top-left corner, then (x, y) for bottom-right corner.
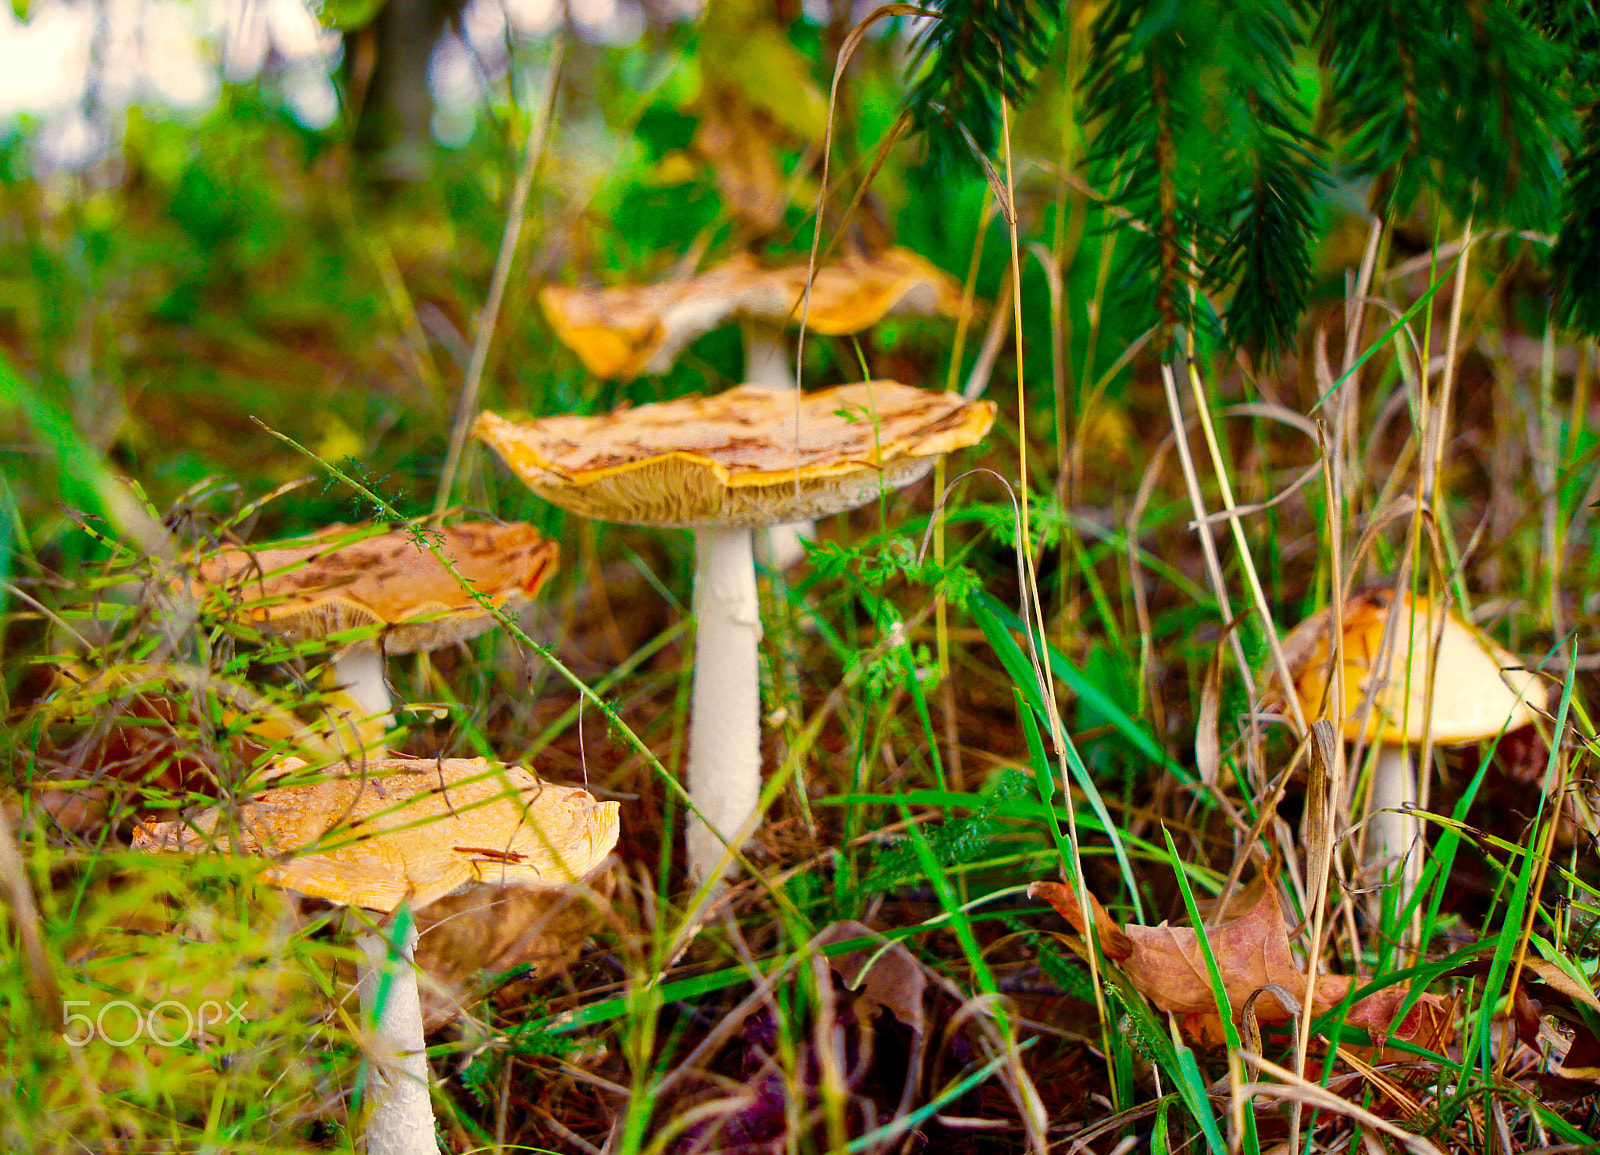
(1549, 1025), (1600, 1096)
(1030, 878), (1453, 1047)
(815, 920), (926, 1036)
(1519, 957), (1600, 1013)
(1439, 952), (1600, 1099)
(1027, 880), (1135, 961)
(1336, 983), (1457, 1054)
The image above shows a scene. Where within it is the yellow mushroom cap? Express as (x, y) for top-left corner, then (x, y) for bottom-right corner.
(723, 248), (966, 335)
(132, 758), (620, 911)
(190, 521), (558, 653)
(538, 278), (691, 380)
(1281, 589), (1547, 745)
(539, 248), (966, 380)
(472, 381), (996, 529)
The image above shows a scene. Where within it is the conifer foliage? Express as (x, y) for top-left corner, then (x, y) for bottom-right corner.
(905, 0), (1065, 172)
(1531, 1), (1600, 334)
(1083, 0), (1327, 354)
(905, 0), (1600, 351)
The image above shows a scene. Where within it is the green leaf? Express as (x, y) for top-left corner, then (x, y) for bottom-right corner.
(310, 0), (387, 32)
(0, 352), (167, 552)
(970, 590), (1190, 785)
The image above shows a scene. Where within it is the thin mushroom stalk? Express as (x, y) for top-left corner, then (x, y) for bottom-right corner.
(1367, 745), (1421, 902)
(188, 521), (557, 754)
(686, 527), (763, 882)
(333, 640), (395, 733)
(741, 320), (814, 569)
(741, 321), (798, 392)
(355, 912), (439, 1155)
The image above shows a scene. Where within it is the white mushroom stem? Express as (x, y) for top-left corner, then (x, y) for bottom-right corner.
(742, 321), (799, 392)
(1367, 744), (1422, 906)
(334, 641), (396, 731)
(355, 915), (440, 1155)
(741, 321), (814, 570)
(685, 526), (763, 882)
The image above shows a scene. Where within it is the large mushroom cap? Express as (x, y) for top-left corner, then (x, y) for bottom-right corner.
(191, 521), (558, 653)
(539, 248), (967, 380)
(1281, 589), (1547, 745)
(133, 758), (620, 911)
(472, 381), (996, 528)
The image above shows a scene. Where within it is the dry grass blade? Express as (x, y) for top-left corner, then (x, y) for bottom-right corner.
(1159, 362), (1258, 719)
(1235, 1050), (1447, 1155)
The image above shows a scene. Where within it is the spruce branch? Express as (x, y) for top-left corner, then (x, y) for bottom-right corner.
(1552, 128), (1600, 334)
(1323, 0), (1569, 227)
(1086, 0), (1322, 353)
(1084, 0), (1208, 346)
(905, 0), (1065, 170)
(1320, 0), (1427, 212)
(1205, 1), (1327, 355)
(1210, 132), (1325, 356)
(1532, 0), (1600, 333)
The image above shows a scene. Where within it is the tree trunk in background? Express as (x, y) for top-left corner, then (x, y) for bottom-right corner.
(345, 0), (466, 183)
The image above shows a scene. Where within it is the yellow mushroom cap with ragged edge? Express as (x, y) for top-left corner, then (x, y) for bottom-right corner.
(189, 521), (558, 653)
(473, 381), (996, 529)
(1280, 589), (1548, 745)
(539, 248), (967, 380)
(132, 758), (620, 912)
(721, 248), (967, 335)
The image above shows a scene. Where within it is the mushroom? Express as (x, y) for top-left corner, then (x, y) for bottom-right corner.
(134, 757), (620, 1155)
(191, 521), (558, 739)
(539, 248), (965, 385)
(472, 380), (995, 882)
(540, 249), (968, 566)
(1279, 588), (1548, 901)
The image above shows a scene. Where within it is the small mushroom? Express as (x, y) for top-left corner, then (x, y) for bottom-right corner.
(190, 522), (558, 739)
(1279, 588), (1548, 901)
(541, 249), (968, 566)
(473, 380), (994, 882)
(135, 757), (620, 1155)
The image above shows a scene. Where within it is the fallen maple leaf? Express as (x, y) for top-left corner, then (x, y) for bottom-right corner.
(1030, 878), (1453, 1048)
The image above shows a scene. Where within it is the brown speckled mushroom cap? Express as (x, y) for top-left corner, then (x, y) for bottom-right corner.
(539, 248), (967, 380)
(472, 381), (996, 528)
(1280, 589), (1547, 745)
(191, 522), (558, 653)
(132, 758), (620, 911)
